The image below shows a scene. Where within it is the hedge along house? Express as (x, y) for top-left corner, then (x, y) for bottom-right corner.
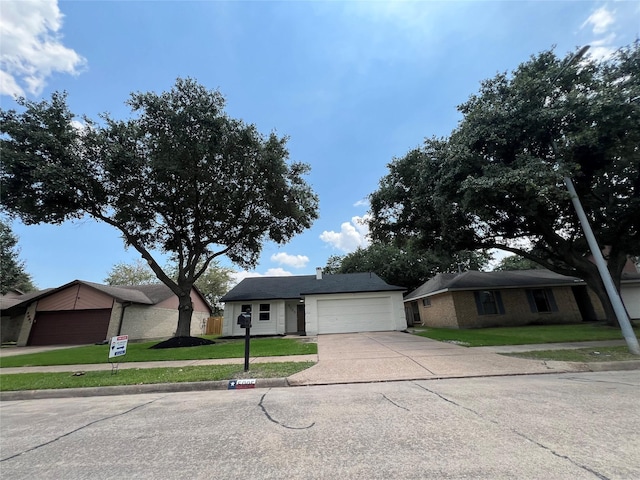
(0, 280), (212, 346)
(220, 269), (406, 336)
(404, 269), (640, 329)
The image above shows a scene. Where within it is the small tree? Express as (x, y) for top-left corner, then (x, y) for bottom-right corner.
(0, 220), (36, 294)
(324, 242), (490, 292)
(104, 259), (159, 286)
(493, 255), (544, 272)
(1, 78), (319, 338)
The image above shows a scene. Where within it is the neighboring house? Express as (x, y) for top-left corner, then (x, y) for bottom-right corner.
(0, 280), (212, 346)
(404, 269), (640, 329)
(220, 269), (406, 336)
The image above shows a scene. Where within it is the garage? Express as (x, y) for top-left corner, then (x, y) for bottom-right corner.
(28, 310), (111, 346)
(621, 285), (640, 320)
(317, 296), (394, 334)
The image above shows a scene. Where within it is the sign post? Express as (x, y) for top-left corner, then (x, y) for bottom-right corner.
(108, 335), (128, 374)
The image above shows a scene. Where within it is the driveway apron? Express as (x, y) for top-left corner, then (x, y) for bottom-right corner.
(287, 331), (580, 385)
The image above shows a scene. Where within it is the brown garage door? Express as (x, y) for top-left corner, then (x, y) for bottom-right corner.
(28, 310), (111, 346)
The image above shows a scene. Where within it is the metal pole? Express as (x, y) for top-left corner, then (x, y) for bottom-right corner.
(550, 45), (640, 355)
(244, 325), (251, 372)
(563, 177), (640, 354)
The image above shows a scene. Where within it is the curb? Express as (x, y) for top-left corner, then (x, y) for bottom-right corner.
(0, 377), (290, 401)
(2, 361), (639, 401)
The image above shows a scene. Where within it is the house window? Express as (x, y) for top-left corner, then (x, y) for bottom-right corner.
(526, 289), (558, 313)
(422, 298), (431, 307)
(474, 290), (504, 315)
(241, 304), (251, 314)
(259, 303), (270, 321)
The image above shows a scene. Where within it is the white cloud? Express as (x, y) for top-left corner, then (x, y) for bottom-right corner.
(582, 6), (615, 35)
(320, 215), (371, 253)
(231, 268), (293, 286)
(270, 252), (309, 269)
(353, 198), (369, 208)
(0, 0), (86, 97)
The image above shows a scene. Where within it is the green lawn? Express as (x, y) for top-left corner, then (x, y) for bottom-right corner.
(0, 362), (315, 392)
(413, 323), (635, 347)
(0, 337), (317, 368)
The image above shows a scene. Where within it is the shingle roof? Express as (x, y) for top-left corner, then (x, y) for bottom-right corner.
(220, 272), (405, 302)
(404, 269), (588, 302)
(0, 280), (203, 315)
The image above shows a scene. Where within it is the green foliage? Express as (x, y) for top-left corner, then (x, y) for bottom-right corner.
(369, 43), (640, 323)
(0, 337), (317, 368)
(165, 259), (234, 312)
(324, 242), (490, 292)
(104, 259), (159, 285)
(1, 78), (319, 335)
(0, 219), (36, 293)
(105, 258), (234, 312)
(493, 255), (544, 271)
(0, 362), (315, 391)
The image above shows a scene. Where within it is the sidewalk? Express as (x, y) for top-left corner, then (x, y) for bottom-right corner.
(1, 334), (638, 400)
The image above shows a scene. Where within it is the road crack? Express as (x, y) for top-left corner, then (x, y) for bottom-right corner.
(414, 383), (610, 480)
(259, 391), (315, 430)
(1, 397), (164, 462)
(380, 393), (410, 411)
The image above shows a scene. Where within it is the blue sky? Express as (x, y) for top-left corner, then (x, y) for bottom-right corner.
(1, 0), (639, 288)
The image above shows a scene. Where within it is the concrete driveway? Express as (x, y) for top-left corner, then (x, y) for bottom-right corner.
(287, 331), (578, 385)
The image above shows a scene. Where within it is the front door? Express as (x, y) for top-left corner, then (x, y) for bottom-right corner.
(297, 304), (306, 335)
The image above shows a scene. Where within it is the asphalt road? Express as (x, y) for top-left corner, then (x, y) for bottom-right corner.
(1, 371), (638, 479)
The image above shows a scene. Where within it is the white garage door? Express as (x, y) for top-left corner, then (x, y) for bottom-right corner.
(317, 296), (393, 334)
(621, 286), (640, 319)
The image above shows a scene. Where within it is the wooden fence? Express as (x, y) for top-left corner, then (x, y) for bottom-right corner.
(206, 316), (223, 335)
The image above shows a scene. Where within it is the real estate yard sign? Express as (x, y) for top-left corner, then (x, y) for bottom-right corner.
(109, 335), (129, 359)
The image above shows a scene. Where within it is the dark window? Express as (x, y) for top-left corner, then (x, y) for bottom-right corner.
(259, 303), (270, 321)
(422, 298), (431, 307)
(532, 289), (551, 312)
(241, 304), (251, 313)
(526, 289), (558, 313)
(474, 290), (504, 315)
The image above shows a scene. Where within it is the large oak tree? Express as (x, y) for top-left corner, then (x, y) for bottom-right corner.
(370, 44), (640, 326)
(1, 78), (318, 337)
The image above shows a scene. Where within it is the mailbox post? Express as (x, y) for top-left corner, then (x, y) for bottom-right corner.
(237, 308), (252, 372)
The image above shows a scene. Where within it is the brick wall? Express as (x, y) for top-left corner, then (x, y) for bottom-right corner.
(416, 286), (586, 329)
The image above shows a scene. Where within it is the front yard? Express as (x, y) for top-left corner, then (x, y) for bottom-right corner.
(0, 336), (317, 368)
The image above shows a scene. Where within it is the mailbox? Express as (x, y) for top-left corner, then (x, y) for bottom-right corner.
(237, 312), (252, 329)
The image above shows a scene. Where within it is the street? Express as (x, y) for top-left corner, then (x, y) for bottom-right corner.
(1, 371), (639, 479)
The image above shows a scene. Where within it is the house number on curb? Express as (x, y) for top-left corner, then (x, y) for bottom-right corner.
(228, 379), (256, 390)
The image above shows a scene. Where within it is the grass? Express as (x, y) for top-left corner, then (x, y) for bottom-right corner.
(0, 337), (317, 368)
(0, 362), (315, 392)
(412, 322), (635, 347)
(505, 346), (638, 363)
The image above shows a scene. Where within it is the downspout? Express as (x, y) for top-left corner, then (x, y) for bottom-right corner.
(117, 302), (132, 336)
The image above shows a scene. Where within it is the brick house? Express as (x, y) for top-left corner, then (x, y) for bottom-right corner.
(404, 269), (640, 329)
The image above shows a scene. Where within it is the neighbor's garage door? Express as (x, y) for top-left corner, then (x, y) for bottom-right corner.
(28, 310), (111, 346)
(317, 296), (393, 334)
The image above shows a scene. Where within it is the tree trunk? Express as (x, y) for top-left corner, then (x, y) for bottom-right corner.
(582, 270), (619, 327)
(175, 292), (194, 337)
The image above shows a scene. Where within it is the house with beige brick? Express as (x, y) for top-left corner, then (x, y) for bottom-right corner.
(404, 269), (640, 329)
(0, 280), (211, 346)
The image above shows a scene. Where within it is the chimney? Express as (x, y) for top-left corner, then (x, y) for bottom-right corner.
(316, 267), (323, 280)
